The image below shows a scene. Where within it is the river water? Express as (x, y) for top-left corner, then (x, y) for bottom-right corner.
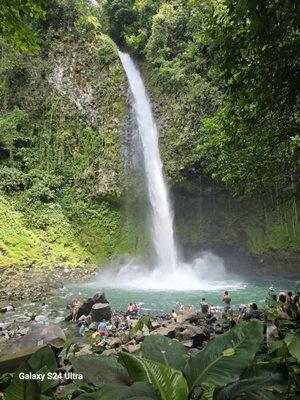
(0, 274), (295, 331)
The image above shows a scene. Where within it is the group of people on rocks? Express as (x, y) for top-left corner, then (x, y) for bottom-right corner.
(197, 287), (300, 328)
(127, 303), (139, 315)
(70, 285), (299, 346)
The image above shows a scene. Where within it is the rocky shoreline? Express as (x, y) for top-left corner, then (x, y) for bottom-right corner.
(0, 289), (237, 355)
(0, 264), (98, 305)
(0, 291), (232, 371)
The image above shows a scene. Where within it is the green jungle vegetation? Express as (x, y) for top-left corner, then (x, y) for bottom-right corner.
(0, 1), (299, 399)
(1, 313), (300, 399)
(0, 0), (299, 269)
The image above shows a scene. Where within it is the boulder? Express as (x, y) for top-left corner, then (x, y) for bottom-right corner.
(65, 291), (108, 321)
(106, 337), (122, 349)
(0, 325), (66, 373)
(101, 348), (117, 356)
(122, 343), (141, 354)
(0, 323), (11, 331)
(6, 324), (66, 354)
(177, 325), (209, 348)
(35, 315), (46, 323)
(92, 291), (108, 304)
(116, 331), (130, 344)
(88, 322), (98, 331)
(0, 305), (15, 313)
(181, 340), (193, 349)
(90, 303), (111, 322)
(150, 324), (179, 339)
(151, 321), (161, 330)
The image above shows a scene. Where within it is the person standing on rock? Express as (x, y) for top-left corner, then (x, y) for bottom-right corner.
(72, 299), (81, 322)
(98, 319), (108, 337)
(222, 291), (231, 312)
(200, 298), (209, 314)
(171, 309), (178, 323)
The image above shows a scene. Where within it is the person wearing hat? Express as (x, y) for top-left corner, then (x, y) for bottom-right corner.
(268, 286), (277, 301)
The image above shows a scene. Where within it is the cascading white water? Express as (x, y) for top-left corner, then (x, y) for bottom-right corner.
(119, 51), (177, 270)
(97, 51), (226, 290)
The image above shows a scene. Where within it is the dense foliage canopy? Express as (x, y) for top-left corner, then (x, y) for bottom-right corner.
(103, 0), (300, 199)
(0, 0), (49, 52)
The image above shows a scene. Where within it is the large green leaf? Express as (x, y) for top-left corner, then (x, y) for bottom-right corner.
(75, 382), (159, 399)
(184, 319), (263, 390)
(71, 355), (131, 388)
(141, 336), (188, 371)
(214, 362), (288, 400)
(5, 346), (58, 400)
(5, 361), (40, 400)
(129, 316), (154, 339)
(28, 346), (57, 373)
(284, 332), (300, 362)
(119, 351), (189, 400)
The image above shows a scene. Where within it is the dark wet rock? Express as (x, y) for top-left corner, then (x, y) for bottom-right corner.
(90, 303), (111, 322)
(92, 291), (108, 304)
(151, 323), (181, 339)
(0, 305), (15, 313)
(65, 290), (108, 321)
(177, 325), (210, 348)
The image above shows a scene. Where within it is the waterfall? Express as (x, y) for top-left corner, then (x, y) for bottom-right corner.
(97, 51), (226, 290)
(118, 51), (177, 270)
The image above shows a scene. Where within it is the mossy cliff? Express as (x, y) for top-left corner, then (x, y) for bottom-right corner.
(0, 1), (141, 269)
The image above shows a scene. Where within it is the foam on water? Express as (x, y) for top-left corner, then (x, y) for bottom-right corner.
(95, 252), (244, 291)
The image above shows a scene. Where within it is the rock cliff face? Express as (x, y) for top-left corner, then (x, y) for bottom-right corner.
(0, 2), (132, 268)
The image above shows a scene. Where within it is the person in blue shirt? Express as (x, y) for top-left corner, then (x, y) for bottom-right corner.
(248, 303), (261, 319)
(98, 319), (108, 337)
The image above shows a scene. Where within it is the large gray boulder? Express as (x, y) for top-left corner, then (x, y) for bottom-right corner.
(0, 325), (66, 373)
(8, 325), (66, 353)
(90, 303), (111, 322)
(65, 290), (108, 321)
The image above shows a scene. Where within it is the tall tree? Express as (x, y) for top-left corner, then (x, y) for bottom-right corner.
(0, 0), (48, 52)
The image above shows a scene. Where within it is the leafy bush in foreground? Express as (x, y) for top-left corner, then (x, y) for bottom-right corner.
(2, 319), (299, 399)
